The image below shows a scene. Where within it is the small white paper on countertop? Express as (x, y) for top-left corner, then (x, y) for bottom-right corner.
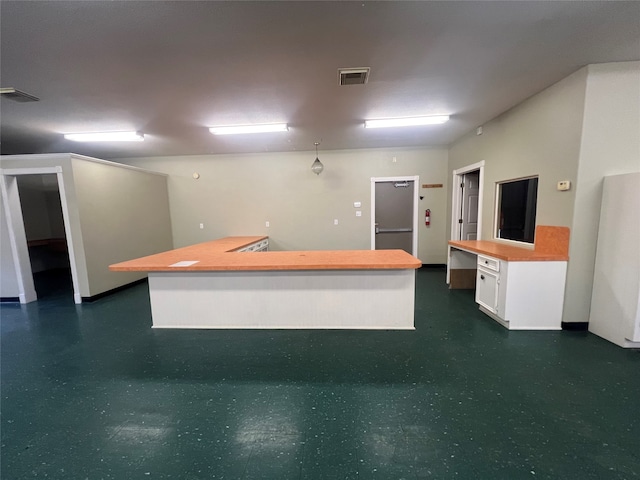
(169, 260), (200, 267)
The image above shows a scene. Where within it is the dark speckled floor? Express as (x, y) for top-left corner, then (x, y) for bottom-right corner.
(2, 268), (639, 479)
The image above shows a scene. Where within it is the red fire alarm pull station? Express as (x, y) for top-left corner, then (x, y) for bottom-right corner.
(425, 209), (431, 226)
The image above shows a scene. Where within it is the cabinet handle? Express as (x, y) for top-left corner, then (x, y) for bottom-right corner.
(485, 260), (489, 264)
(480, 275), (485, 280)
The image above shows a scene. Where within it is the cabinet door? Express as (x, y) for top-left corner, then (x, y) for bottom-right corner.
(476, 268), (499, 314)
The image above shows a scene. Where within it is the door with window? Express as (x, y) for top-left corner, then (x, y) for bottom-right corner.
(371, 176), (418, 256)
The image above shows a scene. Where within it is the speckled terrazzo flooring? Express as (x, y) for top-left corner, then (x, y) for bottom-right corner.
(1, 268), (639, 479)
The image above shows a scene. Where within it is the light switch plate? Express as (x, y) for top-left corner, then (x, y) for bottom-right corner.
(354, 201), (361, 208)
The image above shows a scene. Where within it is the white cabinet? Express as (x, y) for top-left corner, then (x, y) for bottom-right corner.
(476, 255), (500, 314)
(474, 254), (567, 330)
(589, 173), (640, 348)
(237, 238), (269, 252)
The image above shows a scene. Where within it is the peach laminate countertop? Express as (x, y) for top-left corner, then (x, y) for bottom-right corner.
(449, 226), (570, 261)
(109, 236), (422, 272)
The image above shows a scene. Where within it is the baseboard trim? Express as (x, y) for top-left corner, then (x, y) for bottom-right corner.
(82, 278), (147, 303)
(561, 321), (589, 331)
(0, 297), (20, 303)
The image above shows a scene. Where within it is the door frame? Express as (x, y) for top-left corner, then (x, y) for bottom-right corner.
(0, 167), (82, 304)
(370, 175), (419, 257)
(451, 161), (485, 241)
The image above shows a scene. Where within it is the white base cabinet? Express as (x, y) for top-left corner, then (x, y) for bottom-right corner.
(476, 255), (500, 314)
(148, 269), (416, 330)
(237, 238), (269, 252)
(475, 254), (567, 330)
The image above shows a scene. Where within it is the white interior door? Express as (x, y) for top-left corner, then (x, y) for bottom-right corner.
(451, 161), (484, 242)
(461, 171), (480, 240)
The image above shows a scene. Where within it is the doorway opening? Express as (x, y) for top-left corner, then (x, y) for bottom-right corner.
(1, 167), (81, 304)
(370, 176), (419, 256)
(451, 161), (485, 241)
(16, 175), (73, 299)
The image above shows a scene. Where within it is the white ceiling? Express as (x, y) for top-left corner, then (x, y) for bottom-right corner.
(1, 1), (639, 159)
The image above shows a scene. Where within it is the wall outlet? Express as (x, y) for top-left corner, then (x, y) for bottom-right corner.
(265, 221), (270, 227)
(334, 219), (339, 225)
(354, 201), (362, 208)
(356, 211), (362, 217)
(557, 180), (571, 191)
(199, 223), (204, 229)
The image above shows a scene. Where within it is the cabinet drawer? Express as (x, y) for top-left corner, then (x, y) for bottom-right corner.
(477, 255), (500, 272)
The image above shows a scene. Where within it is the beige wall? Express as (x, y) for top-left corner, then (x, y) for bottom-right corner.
(46, 190), (66, 238)
(71, 157), (174, 296)
(448, 62), (640, 324)
(564, 61), (640, 323)
(1, 154), (173, 300)
(448, 68), (588, 323)
(119, 146), (450, 264)
(0, 199), (20, 297)
(15, 176), (60, 241)
(448, 68), (587, 242)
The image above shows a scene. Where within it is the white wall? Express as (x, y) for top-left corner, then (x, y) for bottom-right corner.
(564, 61), (640, 324)
(118, 146), (450, 264)
(0, 155), (86, 300)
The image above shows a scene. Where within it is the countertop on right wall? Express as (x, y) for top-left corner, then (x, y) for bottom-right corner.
(449, 225), (569, 261)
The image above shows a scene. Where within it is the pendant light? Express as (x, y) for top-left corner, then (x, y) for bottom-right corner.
(311, 142), (324, 175)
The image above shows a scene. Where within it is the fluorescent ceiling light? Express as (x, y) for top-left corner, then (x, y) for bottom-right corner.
(0, 87), (40, 102)
(64, 131), (144, 142)
(364, 115), (450, 129)
(209, 123), (289, 135)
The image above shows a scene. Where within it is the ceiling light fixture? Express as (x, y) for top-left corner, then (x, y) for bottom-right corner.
(364, 115), (450, 129)
(209, 123), (289, 135)
(0, 87), (40, 103)
(311, 142), (324, 175)
(64, 131), (144, 142)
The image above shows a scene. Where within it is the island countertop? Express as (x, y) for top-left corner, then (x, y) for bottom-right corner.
(109, 236), (422, 272)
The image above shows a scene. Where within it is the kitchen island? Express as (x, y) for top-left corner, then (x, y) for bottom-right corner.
(110, 236), (422, 329)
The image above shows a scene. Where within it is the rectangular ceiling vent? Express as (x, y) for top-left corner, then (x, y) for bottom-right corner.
(338, 67), (370, 86)
(0, 87), (40, 102)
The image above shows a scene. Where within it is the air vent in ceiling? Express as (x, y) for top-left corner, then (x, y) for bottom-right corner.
(0, 87), (40, 102)
(338, 67), (370, 86)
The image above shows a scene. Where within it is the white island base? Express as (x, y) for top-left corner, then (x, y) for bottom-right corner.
(148, 269), (416, 329)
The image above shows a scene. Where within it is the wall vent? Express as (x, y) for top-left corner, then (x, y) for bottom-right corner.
(338, 67), (370, 86)
(0, 87), (40, 102)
